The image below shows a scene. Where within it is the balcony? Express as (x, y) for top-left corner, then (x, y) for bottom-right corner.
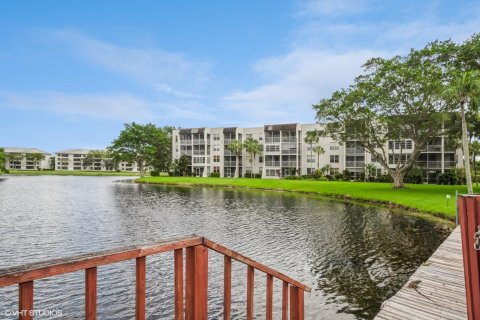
(282, 149), (297, 155)
(180, 150), (192, 156)
(281, 161), (297, 167)
(345, 161), (365, 168)
(425, 145), (442, 152)
(224, 161), (241, 167)
(281, 137), (296, 143)
(193, 150), (205, 155)
(265, 137), (281, 143)
(416, 161), (457, 169)
(192, 139), (205, 145)
(346, 147), (365, 154)
(265, 161), (281, 167)
(180, 140), (192, 145)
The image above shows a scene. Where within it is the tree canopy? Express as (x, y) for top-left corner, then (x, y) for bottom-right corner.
(314, 40), (460, 188)
(108, 123), (173, 176)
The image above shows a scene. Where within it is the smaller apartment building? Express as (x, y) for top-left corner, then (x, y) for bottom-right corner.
(3, 147), (51, 170)
(172, 123), (463, 180)
(55, 149), (140, 172)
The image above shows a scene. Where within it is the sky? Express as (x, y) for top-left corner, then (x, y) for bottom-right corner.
(1, 0), (479, 152)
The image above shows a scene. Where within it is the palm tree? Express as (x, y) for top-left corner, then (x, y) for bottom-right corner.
(320, 164), (331, 176)
(444, 71), (480, 194)
(470, 140), (480, 186)
(243, 138), (262, 178)
(313, 146), (325, 170)
(228, 140), (243, 178)
(304, 130), (319, 174)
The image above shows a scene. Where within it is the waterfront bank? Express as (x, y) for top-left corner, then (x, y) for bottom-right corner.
(137, 177), (472, 219)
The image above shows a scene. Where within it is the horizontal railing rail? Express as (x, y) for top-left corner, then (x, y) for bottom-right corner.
(0, 235), (310, 320)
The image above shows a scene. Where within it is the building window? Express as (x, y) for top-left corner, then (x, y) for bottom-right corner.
(330, 155), (339, 163)
(213, 145), (220, 152)
(259, 156), (263, 163)
(213, 155), (220, 162)
(213, 134), (220, 141)
(330, 168), (339, 174)
(213, 166), (220, 173)
(329, 143), (340, 151)
(307, 155), (315, 163)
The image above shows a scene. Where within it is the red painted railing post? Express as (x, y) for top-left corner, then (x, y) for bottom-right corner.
(459, 195), (480, 320)
(85, 267), (97, 320)
(19, 281), (33, 320)
(185, 245), (208, 320)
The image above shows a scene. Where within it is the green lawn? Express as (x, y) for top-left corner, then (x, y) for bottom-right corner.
(137, 176), (473, 219)
(7, 170), (143, 176)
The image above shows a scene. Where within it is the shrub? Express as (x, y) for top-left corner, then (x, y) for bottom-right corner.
(318, 176), (328, 181)
(312, 169), (323, 179)
(334, 173), (343, 181)
(356, 172), (365, 182)
(284, 175), (300, 180)
(376, 174), (393, 183)
(210, 172), (221, 178)
(150, 171), (160, 177)
(404, 167), (425, 184)
(325, 174), (333, 181)
(342, 170), (351, 181)
(301, 175), (311, 179)
(437, 169), (464, 185)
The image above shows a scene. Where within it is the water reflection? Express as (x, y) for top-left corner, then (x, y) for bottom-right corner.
(0, 176), (447, 319)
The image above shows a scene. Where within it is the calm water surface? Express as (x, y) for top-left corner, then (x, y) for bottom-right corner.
(0, 176), (448, 319)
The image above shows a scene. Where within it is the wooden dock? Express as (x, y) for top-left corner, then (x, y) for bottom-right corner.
(375, 226), (467, 320)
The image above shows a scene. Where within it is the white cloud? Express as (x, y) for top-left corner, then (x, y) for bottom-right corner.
(0, 91), (156, 121)
(223, 49), (389, 125)
(45, 29), (210, 97)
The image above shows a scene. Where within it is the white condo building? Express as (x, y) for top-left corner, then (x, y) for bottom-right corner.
(55, 149), (140, 172)
(3, 147), (51, 170)
(172, 123), (463, 180)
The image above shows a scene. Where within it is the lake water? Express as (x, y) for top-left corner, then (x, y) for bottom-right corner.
(0, 176), (448, 319)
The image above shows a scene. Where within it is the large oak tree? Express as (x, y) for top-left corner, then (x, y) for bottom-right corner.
(314, 41), (456, 188)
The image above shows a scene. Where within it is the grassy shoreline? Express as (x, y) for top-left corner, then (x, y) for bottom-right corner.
(136, 176), (474, 220)
(5, 170), (142, 177)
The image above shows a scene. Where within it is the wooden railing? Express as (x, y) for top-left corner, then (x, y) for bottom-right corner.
(0, 235), (311, 320)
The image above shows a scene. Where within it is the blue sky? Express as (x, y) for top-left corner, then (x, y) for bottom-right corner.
(1, 0), (479, 152)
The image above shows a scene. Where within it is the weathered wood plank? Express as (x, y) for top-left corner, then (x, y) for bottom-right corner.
(374, 226), (467, 320)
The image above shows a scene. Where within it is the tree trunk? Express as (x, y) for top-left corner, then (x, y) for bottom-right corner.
(250, 154), (253, 179)
(461, 103), (474, 194)
(234, 154), (239, 178)
(392, 171), (405, 189)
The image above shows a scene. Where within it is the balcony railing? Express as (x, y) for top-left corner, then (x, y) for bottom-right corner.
(0, 235), (310, 320)
(346, 148), (365, 154)
(180, 140), (192, 145)
(281, 137), (296, 143)
(425, 145), (442, 152)
(224, 161), (241, 167)
(192, 139), (205, 145)
(345, 161), (365, 168)
(282, 149), (297, 155)
(416, 161), (457, 169)
(265, 161), (281, 167)
(281, 161), (297, 167)
(265, 137), (280, 143)
(180, 150), (193, 156)
(193, 150), (205, 155)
